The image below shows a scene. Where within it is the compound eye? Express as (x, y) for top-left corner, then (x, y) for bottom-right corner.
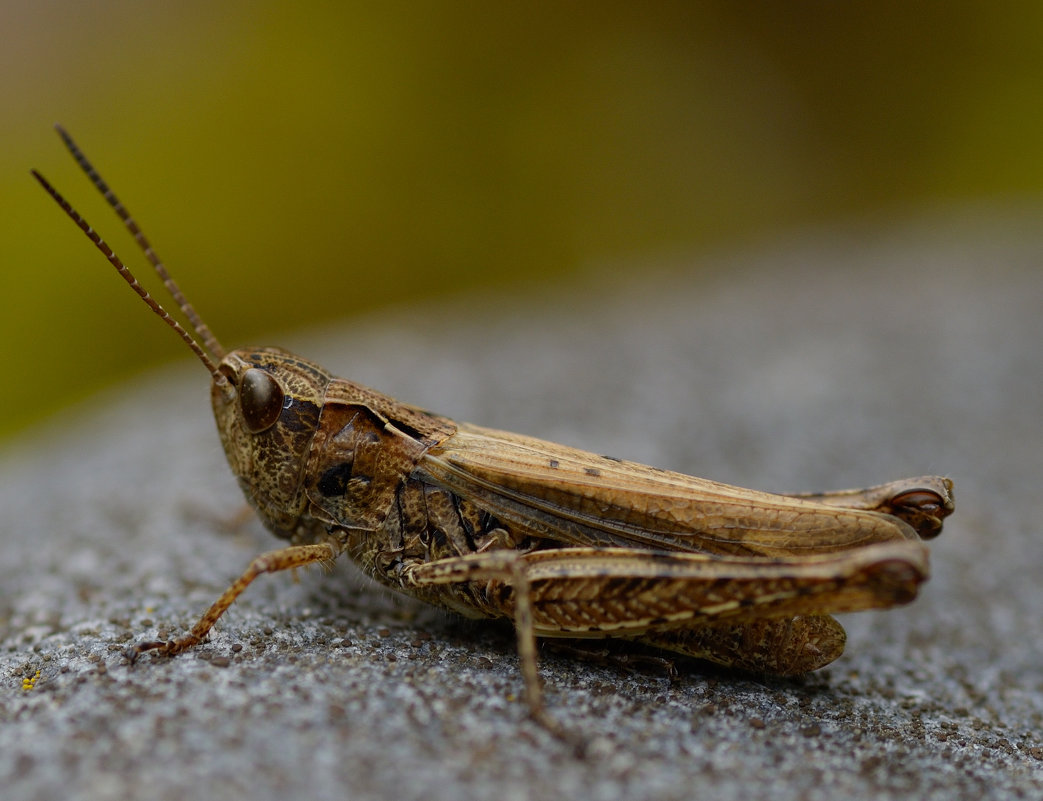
(239, 368), (284, 433)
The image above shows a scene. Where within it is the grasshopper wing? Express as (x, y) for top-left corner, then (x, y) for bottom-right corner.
(416, 422), (934, 558)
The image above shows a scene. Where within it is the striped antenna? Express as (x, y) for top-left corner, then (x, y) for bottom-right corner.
(31, 167), (231, 394)
(52, 124), (226, 360)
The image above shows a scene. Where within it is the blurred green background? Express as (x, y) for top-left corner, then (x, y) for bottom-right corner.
(5, 1), (1043, 440)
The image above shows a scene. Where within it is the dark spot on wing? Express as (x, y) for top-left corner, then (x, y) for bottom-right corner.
(584, 467), (601, 478)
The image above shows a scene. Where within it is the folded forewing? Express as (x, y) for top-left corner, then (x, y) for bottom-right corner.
(416, 423), (923, 556)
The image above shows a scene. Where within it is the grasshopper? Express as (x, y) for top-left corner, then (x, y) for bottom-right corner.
(32, 126), (953, 729)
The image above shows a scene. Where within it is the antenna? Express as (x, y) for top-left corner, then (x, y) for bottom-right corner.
(31, 167), (231, 394)
(52, 124), (226, 359)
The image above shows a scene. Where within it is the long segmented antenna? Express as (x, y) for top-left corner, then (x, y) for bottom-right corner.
(52, 124), (226, 360)
(31, 168), (232, 394)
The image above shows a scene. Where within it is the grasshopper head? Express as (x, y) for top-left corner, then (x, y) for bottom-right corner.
(211, 347), (333, 540)
(32, 128), (339, 543)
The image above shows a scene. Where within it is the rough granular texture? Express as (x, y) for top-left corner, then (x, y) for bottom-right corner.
(2, 215), (1042, 801)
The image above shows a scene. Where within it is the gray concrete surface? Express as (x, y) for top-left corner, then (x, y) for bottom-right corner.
(2, 212), (1042, 801)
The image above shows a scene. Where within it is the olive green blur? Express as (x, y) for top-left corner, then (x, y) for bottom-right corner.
(5, 2), (1043, 439)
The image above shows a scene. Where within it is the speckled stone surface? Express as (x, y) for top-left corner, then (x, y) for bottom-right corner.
(2, 213), (1042, 801)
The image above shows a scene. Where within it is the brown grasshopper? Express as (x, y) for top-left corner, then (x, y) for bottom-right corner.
(32, 126), (953, 729)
